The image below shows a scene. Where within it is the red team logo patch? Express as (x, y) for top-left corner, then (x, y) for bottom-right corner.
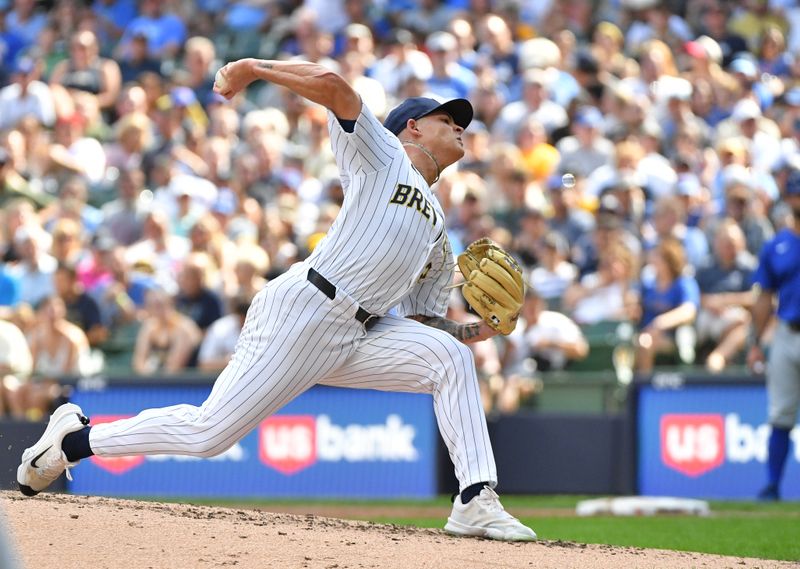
(258, 416), (317, 474)
(88, 415), (146, 475)
(661, 414), (725, 477)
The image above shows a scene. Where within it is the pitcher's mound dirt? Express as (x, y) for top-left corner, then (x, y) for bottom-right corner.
(1, 491), (793, 569)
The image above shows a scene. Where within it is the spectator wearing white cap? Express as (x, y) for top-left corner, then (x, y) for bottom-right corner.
(528, 231), (577, 304)
(492, 69), (567, 143)
(341, 23), (376, 72)
(368, 29), (432, 99)
(707, 169), (775, 258)
(720, 98), (782, 173)
(517, 37), (578, 108)
(656, 77), (711, 154)
(556, 106), (614, 179)
(424, 31), (476, 100)
(642, 195), (710, 270)
(728, 54), (774, 110)
(9, 226), (56, 307)
(637, 119), (679, 199)
(0, 57), (55, 131)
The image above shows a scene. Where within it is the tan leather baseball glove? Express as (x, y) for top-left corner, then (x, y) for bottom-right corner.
(457, 238), (524, 335)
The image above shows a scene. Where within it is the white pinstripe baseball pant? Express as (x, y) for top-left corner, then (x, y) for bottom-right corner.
(90, 264), (497, 491)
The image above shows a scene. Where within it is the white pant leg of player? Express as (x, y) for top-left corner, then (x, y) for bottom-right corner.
(762, 322), (800, 498)
(89, 269), (366, 458)
(320, 314), (497, 491)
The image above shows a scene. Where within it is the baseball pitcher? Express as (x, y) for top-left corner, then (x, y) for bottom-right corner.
(17, 58), (535, 541)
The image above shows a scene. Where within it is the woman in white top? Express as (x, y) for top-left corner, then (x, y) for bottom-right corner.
(132, 288), (201, 375)
(23, 297), (89, 419)
(0, 318), (33, 418)
(562, 241), (640, 325)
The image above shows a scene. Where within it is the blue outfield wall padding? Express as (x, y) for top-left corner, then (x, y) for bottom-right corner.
(68, 384), (438, 499)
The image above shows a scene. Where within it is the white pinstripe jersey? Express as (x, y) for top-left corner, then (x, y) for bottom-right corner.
(304, 102), (453, 318)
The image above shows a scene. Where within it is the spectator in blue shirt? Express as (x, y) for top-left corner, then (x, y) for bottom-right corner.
(635, 237), (701, 374)
(0, 18), (25, 80)
(695, 219), (756, 373)
(643, 195), (709, 270)
(4, 0), (47, 49)
(424, 31), (476, 101)
(175, 252), (223, 332)
(92, 0), (138, 52)
(0, 263), (20, 306)
(118, 0), (187, 60)
(756, 25), (791, 77)
(54, 262), (109, 347)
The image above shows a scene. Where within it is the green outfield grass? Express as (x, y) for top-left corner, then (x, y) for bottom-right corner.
(373, 497), (800, 562)
(173, 495), (800, 562)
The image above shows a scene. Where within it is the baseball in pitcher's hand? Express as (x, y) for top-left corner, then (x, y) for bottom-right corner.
(214, 58), (258, 99)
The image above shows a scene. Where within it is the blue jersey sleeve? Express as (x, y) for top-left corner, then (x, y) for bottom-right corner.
(752, 242), (776, 291)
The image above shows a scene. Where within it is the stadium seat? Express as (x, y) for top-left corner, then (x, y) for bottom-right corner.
(569, 320), (635, 373)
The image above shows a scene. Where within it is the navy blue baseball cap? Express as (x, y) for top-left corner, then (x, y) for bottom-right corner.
(383, 97), (473, 136)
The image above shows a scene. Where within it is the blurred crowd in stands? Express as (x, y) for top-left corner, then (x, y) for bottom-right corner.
(0, 0), (798, 418)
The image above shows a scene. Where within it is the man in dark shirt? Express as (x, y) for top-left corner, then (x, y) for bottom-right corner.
(699, 2), (748, 68)
(175, 252), (223, 331)
(54, 263), (108, 346)
(694, 220), (756, 372)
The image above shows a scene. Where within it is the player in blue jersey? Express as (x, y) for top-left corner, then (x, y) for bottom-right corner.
(748, 163), (800, 500)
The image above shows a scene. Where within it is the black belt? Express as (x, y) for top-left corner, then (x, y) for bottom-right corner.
(307, 268), (380, 331)
(788, 321), (800, 333)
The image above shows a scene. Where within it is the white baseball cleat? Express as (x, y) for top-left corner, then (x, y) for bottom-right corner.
(17, 403), (89, 497)
(444, 486), (537, 541)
